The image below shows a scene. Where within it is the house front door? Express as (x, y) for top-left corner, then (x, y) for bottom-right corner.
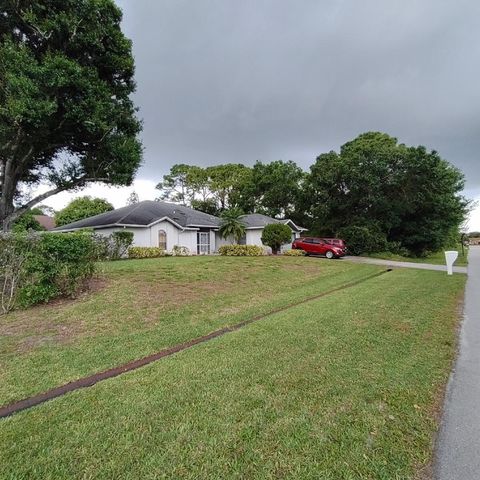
(197, 232), (210, 255)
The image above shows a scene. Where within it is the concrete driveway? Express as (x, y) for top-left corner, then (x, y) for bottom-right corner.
(434, 246), (480, 479)
(342, 255), (468, 274)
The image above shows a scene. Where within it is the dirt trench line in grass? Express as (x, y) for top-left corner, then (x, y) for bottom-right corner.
(0, 268), (390, 420)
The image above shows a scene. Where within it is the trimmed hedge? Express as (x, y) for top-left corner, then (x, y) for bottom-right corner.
(283, 249), (305, 256)
(1, 232), (96, 313)
(21, 232), (96, 307)
(218, 244), (265, 256)
(128, 247), (168, 259)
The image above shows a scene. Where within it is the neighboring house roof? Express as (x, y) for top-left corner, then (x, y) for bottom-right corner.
(53, 201), (221, 231)
(53, 200), (307, 233)
(239, 214), (306, 232)
(33, 215), (56, 231)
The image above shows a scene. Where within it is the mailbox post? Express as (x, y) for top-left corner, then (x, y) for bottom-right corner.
(444, 251), (459, 275)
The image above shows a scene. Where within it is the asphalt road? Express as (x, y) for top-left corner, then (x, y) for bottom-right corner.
(435, 246), (480, 479)
(342, 255), (468, 274)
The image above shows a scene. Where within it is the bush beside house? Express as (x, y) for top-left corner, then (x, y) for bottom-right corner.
(94, 231), (134, 260)
(128, 247), (169, 259)
(261, 224), (292, 254)
(128, 245), (192, 259)
(283, 249), (305, 256)
(218, 245), (265, 256)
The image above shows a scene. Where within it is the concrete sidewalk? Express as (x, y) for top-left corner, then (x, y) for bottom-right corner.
(342, 255), (468, 274)
(435, 246), (480, 479)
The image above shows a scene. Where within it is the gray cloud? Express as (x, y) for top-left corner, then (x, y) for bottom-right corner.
(116, 0), (480, 192)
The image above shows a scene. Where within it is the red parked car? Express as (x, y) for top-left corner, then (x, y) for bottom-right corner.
(292, 237), (346, 259)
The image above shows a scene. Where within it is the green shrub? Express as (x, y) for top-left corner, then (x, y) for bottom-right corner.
(0, 232), (96, 312)
(218, 244), (265, 256)
(172, 245), (191, 256)
(385, 241), (410, 257)
(128, 247), (168, 259)
(337, 225), (388, 255)
(92, 233), (111, 260)
(111, 231), (134, 259)
(92, 231), (134, 260)
(283, 249), (305, 256)
(19, 232), (96, 307)
(0, 233), (38, 313)
(261, 223), (292, 254)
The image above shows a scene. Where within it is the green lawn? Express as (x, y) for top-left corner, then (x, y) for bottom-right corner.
(0, 256), (465, 479)
(366, 245), (469, 266)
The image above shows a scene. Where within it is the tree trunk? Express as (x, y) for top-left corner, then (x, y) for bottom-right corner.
(0, 159), (17, 233)
(0, 144), (108, 232)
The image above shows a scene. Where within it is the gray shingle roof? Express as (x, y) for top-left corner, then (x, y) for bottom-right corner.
(239, 214), (305, 231)
(53, 201), (306, 232)
(239, 213), (283, 228)
(54, 201), (221, 231)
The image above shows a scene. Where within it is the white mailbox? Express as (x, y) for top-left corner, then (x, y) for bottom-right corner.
(444, 250), (458, 275)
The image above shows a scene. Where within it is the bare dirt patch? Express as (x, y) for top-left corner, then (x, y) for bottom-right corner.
(0, 276), (109, 352)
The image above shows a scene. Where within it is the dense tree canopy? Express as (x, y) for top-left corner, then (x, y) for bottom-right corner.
(54, 196), (113, 227)
(237, 160), (305, 219)
(154, 138), (468, 256)
(0, 0), (142, 231)
(304, 132), (469, 255)
(156, 162), (302, 217)
(156, 163), (252, 212)
(206, 164), (251, 211)
(155, 164), (198, 206)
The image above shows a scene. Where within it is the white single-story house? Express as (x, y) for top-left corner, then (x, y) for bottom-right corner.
(53, 200), (306, 254)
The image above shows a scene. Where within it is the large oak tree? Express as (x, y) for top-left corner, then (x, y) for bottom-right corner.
(238, 160), (305, 219)
(0, 0), (142, 231)
(305, 132), (470, 255)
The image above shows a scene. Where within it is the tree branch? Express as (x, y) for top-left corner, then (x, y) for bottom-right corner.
(5, 176), (111, 226)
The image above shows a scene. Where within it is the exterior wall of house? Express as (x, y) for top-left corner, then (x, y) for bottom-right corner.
(215, 232), (233, 251)
(178, 230), (198, 253)
(149, 221), (199, 253)
(246, 228), (295, 253)
(149, 221), (180, 250)
(245, 229), (264, 249)
(95, 227), (150, 247)
(91, 223), (299, 254)
(93, 223), (198, 253)
(210, 229), (216, 253)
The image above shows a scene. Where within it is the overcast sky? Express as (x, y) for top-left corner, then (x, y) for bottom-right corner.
(42, 0), (480, 229)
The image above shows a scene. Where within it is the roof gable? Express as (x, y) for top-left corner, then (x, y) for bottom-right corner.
(239, 214), (306, 231)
